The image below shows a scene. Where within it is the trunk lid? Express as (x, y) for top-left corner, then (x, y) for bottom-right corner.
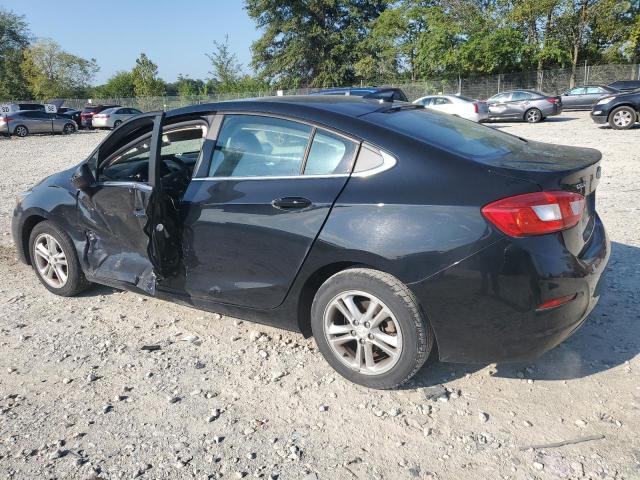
(487, 140), (601, 255)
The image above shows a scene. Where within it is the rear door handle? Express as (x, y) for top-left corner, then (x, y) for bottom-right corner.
(272, 197), (312, 210)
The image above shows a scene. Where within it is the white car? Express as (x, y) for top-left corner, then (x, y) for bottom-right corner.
(413, 95), (489, 122)
(92, 107), (143, 129)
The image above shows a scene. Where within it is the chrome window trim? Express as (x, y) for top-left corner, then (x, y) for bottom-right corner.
(99, 181), (153, 191)
(191, 145), (396, 181)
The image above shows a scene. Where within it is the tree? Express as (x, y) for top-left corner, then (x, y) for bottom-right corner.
(20, 39), (98, 99)
(0, 8), (31, 100)
(205, 36), (269, 94)
(131, 53), (165, 97)
(93, 71), (136, 98)
(245, 0), (388, 88)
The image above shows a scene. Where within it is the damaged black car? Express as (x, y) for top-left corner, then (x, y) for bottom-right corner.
(12, 96), (609, 389)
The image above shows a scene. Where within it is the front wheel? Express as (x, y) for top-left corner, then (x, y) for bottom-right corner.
(29, 221), (92, 296)
(311, 268), (433, 389)
(524, 108), (542, 123)
(609, 106), (636, 130)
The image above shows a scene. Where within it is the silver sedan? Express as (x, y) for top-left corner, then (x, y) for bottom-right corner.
(413, 94), (489, 122)
(0, 110), (77, 137)
(91, 107), (143, 129)
(486, 90), (563, 123)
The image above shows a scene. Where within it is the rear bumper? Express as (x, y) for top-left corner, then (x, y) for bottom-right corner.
(409, 215), (609, 363)
(91, 118), (109, 128)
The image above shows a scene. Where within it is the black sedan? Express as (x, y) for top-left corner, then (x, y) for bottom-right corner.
(12, 97), (609, 389)
(591, 89), (640, 129)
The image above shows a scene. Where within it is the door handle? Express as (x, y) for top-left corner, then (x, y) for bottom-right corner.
(272, 197), (312, 210)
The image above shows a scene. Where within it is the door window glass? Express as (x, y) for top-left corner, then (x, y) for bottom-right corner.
(304, 130), (357, 175)
(585, 86), (604, 94)
(433, 97), (452, 105)
(568, 87), (586, 95)
(100, 126), (204, 183)
(209, 115), (312, 177)
(489, 93), (510, 102)
(510, 91), (532, 101)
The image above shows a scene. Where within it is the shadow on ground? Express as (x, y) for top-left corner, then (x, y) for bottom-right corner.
(405, 241), (640, 388)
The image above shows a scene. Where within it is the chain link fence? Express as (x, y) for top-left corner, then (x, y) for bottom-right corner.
(8, 63), (640, 111)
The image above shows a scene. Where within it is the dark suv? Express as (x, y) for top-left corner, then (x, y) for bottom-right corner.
(591, 89), (640, 129)
(607, 80), (640, 92)
(80, 104), (120, 129)
(310, 87), (409, 102)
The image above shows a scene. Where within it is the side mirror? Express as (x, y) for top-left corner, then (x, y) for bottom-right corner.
(71, 163), (95, 190)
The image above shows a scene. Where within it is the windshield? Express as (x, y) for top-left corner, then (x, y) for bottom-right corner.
(363, 108), (525, 159)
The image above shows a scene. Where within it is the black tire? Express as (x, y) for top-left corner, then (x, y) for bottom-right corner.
(28, 221), (92, 296)
(113, 120), (122, 129)
(524, 108), (542, 123)
(311, 268), (434, 389)
(608, 106), (636, 130)
(62, 123), (76, 135)
(14, 125), (29, 137)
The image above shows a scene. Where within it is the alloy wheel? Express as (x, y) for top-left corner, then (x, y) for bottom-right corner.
(526, 109), (541, 123)
(33, 233), (68, 288)
(15, 126), (28, 137)
(323, 290), (403, 375)
(63, 123), (75, 134)
(613, 110), (633, 128)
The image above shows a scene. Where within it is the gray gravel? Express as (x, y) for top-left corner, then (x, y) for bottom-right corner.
(1, 112), (639, 479)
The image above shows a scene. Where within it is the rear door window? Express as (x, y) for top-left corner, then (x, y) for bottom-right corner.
(510, 91), (532, 101)
(303, 130), (357, 175)
(209, 115), (312, 177)
(585, 87), (604, 94)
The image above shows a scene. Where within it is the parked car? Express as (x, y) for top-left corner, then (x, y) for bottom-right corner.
(310, 87), (409, 102)
(12, 96), (608, 389)
(607, 80), (640, 92)
(91, 107), (143, 129)
(0, 110), (77, 137)
(80, 104), (120, 129)
(590, 88), (640, 129)
(59, 109), (82, 127)
(413, 94), (489, 122)
(486, 90), (562, 123)
(560, 85), (619, 110)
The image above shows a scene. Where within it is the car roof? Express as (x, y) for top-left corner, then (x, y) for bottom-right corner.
(167, 95), (401, 121)
(102, 107), (119, 113)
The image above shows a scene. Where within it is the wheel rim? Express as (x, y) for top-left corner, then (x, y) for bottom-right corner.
(526, 110), (540, 122)
(613, 110), (632, 127)
(114, 121), (121, 128)
(16, 126), (26, 136)
(64, 124), (74, 134)
(323, 290), (403, 375)
(33, 233), (68, 288)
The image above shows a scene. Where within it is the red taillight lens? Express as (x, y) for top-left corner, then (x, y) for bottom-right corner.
(481, 191), (585, 237)
(473, 102), (479, 113)
(546, 97), (559, 104)
(0, 116), (10, 123)
(537, 293), (577, 311)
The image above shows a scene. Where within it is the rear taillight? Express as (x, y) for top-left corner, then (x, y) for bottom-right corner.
(473, 103), (479, 113)
(546, 97), (559, 104)
(0, 116), (10, 124)
(481, 191), (585, 237)
(537, 293), (577, 311)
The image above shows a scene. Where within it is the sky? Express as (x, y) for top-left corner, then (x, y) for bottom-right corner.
(1, 0), (261, 84)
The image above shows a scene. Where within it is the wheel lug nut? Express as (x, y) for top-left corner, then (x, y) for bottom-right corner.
(353, 320), (359, 326)
(350, 330), (356, 336)
(368, 333), (374, 340)
(359, 338), (365, 345)
(364, 322), (370, 328)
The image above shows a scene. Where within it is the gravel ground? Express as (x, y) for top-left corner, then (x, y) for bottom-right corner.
(0, 112), (639, 480)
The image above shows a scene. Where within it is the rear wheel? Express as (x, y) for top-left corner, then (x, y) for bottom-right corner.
(609, 106), (636, 130)
(311, 268), (433, 389)
(524, 108), (542, 123)
(14, 125), (28, 137)
(62, 123), (75, 135)
(113, 120), (122, 129)
(29, 221), (91, 296)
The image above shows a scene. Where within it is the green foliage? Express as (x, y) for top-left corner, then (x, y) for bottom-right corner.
(131, 53), (165, 97)
(205, 35), (270, 93)
(0, 8), (31, 100)
(93, 71), (136, 98)
(21, 39), (98, 99)
(245, 0), (388, 88)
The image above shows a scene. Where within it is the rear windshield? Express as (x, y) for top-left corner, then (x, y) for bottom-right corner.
(82, 107), (100, 113)
(365, 109), (525, 159)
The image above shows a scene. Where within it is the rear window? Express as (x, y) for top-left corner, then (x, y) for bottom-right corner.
(365, 109), (525, 159)
(82, 107), (100, 113)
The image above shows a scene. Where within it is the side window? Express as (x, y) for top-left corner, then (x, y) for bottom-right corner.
(568, 87), (586, 95)
(433, 97), (451, 105)
(510, 91), (531, 101)
(100, 126), (204, 183)
(420, 98), (433, 106)
(304, 130), (357, 175)
(209, 115), (312, 177)
(489, 93), (509, 102)
(585, 86), (604, 94)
